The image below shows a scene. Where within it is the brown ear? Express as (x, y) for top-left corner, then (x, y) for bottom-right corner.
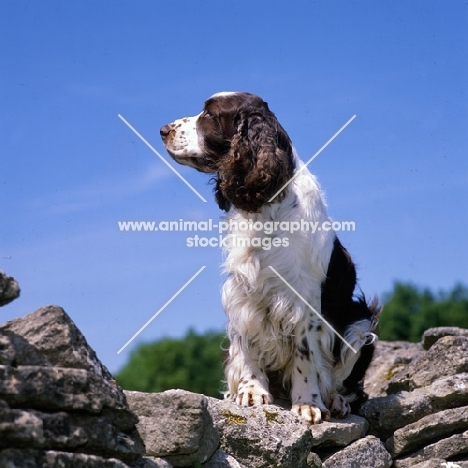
(215, 107), (294, 212)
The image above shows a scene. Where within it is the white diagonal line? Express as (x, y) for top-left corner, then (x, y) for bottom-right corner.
(117, 265), (206, 354)
(269, 266), (357, 353)
(268, 114), (356, 203)
(118, 114), (207, 203)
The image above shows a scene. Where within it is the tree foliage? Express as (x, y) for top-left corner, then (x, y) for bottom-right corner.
(115, 329), (226, 397)
(378, 282), (468, 342)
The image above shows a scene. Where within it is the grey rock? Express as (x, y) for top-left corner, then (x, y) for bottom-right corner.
(203, 449), (246, 468)
(0, 393), (142, 464)
(360, 373), (468, 439)
(4, 303), (468, 468)
(321, 435), (392, 468)
(410, 460), (449, 468)
(411, 461), (468, 468)
(306, 452), (323, 467)
(0, 271), (20, 307)
(0, 408), (45, 448)
(0, 305), (143, 466)
(1, 305), (115, 380)
(426, 372), (468, 411)
(364, 340), (423, 398)
(309, 414), (369, 448)
(387, 336), (468, 393)
(422, 326), (468, 350)
(59, 413), (141, 463)
(207, 396), (312, 468)
(0, 306), (137, 430)
(140, 457), (174, 468)
(360, 389), (432, 440)
(125, 389), (219, 468)
(0, 334), (17, 365)
(0, 331), (48, 366)
(440, 463), (468, 468)
(45, 451), (133, 467)
(393, 430), (468, 468)
(386, 405), (468, 456)
(0, 364), (135, 427)
(0, 448), (132, 467)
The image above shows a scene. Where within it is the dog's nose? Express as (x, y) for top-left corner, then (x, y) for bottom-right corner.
(160, 124), (172, 139)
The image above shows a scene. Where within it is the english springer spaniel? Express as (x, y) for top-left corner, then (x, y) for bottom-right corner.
(160, 92), (380, 424)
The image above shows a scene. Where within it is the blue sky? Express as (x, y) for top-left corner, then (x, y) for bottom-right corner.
(1, 1), (467, 374)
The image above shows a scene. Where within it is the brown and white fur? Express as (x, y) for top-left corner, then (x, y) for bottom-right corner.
(160, 92), (380, 424)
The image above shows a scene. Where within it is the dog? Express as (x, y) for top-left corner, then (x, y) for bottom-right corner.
(160, 92), (380, 424)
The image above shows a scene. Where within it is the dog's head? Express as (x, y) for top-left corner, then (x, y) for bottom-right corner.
(160, 92), (295, 212)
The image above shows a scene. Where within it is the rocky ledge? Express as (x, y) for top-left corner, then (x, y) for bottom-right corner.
(0, 273), (467, 467)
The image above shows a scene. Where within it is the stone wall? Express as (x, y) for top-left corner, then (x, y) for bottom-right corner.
(1, 271), (468, 468)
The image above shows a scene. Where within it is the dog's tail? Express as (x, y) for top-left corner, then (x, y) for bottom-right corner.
(341, 294), (382, 410)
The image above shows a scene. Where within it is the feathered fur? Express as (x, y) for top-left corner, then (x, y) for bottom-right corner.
(160, 92), (380, 424)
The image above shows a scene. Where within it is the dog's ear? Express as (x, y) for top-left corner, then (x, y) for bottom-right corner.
(214, 177), (232, 212)
(215, 105), (294, 212)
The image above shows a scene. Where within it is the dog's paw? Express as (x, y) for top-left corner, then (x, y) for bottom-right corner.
(327, 393), (351, 419)
(292, 403), (330, 424)
(233, 381), (273, 406)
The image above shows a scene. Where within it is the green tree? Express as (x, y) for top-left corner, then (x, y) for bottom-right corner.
(379, 282), (468, 342)
(116, 329), (226, 397)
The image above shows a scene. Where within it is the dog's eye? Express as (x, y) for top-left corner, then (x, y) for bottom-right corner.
(203, 110), (215, 119)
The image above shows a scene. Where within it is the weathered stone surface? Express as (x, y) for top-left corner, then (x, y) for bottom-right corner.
(364, 340), (423, 398)
(203, 449), (246, 468)
(0, 305), (142, 466)
(125, 389), (219, 468)
(393, 430), (468, 468)
(322, 435), (392, 468)
(387, 336), (468, 393)
(141, 457), (174, 468)
(0, 407), (140, 458)
(307, 452), (323, 467)
(411, 460), (451, 468)
(0, 365), (130, 417)
(207, 396), (312, 468)
(386, 405), (468, 456)
(0, 448), (132, 467)
(411, 461), (468, 468)
(3, 302), (468, 468)
(309, 414), (369, 448)
(1, 305), (116, 381)
(0, 334), (17, 365)
(0, 306), (137, 430)
(360, 390), (432, 439)
(423, 326), (468, 350)
(360, 373), (468, 439)
(0, 270), (20, 307)
(436, 463), (468, 468)
(0, 408), (45, 448)
(0, 332), (48, 367)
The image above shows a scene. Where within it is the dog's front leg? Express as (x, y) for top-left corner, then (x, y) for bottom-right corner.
(224, 335), (273, 406)
(291, 312), (334, 424)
